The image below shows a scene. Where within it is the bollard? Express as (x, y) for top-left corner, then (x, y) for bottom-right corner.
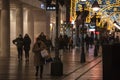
(51, 60), (63, 76)
(94, 45), (98, 57)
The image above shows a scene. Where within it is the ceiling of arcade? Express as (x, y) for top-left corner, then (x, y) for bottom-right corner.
(0, 0), (120, 28)
(100, 3), (120, 26)
(100, 1), (120, 30)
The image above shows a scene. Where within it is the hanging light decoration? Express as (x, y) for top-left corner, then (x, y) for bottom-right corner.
(92, 0), (100, 12)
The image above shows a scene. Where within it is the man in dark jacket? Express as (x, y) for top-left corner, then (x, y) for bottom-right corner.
(13, 34), (24, 61)
(23, 34), (31, 61)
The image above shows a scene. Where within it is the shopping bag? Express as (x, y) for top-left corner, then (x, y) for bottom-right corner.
(40, 49), (49, 58)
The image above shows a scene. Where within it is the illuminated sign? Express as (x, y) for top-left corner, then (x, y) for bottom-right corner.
(46, 4), (56, 11)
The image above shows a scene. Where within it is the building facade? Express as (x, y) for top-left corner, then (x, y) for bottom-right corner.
(0, 0), (66, 57)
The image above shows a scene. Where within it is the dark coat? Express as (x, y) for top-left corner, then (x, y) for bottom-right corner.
(58, 37), (64, 49)
(13, 37), (24, 49)
(45, 39), (52, 49)
(23, 36), (31, 51)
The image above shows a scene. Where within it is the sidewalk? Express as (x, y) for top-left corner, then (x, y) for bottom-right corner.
(77, 61), (102, 80)
(0, 46), (102, 80)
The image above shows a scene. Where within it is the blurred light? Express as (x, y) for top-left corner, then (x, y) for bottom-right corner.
(95, 31), (99, 34)
(114, 23), (120, 30)
(81, 0), (86, 1)
(40, 3), (45, 9)
(89, 29), (95, 31)
(50, 23), (52, 26)
(61, 20), (63, 24)
(50, 23), (53, 31)
(71, 20), (74, 24)
(92, 0), (100, 12)
(93, 7), (100, 12)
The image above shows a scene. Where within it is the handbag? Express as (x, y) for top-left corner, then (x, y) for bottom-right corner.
(40, 49), (49, 58)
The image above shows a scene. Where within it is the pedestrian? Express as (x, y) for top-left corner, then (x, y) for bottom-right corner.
(85, 34), (90, 52)
(32, 37), (47, 78)
(63, 34), (69, 50)
(58, 34), (64, 50)
(45, 35), (53, 53)
(38, 32), (46, 43)
(12, 34), (24, 61)
(23, 34), (31, 62)
(68, 36), (73, 50)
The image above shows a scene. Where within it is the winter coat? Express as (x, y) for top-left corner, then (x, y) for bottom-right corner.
(23, 36), (31, 51)
(32, 41), (46, 66)
(12, 37), (24, 49)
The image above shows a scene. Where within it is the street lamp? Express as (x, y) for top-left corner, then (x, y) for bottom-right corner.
(51, 0), (63, 76)
(92, 0), (100, 12)
(92, 0), (100, 32)
(80, 0), (86, 63)
(92, 0), (100, 57)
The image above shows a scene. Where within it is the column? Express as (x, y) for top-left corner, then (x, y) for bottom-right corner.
(1, 0), (10, 57)
(27, 9), (34, 44)
(58, 9), (61, 36)
(16, 3), (23, 36)
(0, 11), (1, 51)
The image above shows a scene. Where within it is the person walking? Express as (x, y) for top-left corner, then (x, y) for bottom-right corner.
(38, 32), (46, 43)
(23, 34), (31, 62)
(68, 36), (73, 51)
(45, 35), (53, 53)
(85, 34), (90, 52)
(13, 34), (24, 61)
(32, 37), (47, 78)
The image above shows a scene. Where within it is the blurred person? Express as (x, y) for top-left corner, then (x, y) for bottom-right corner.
(85, 34), (90, 52)
(63, 34), (69, 50)
(68, 36), (73, 51)
(45, 35), (53, 53)
(38, 32), (46, 43)
(13, 34), (24, 61)
(32, 37), (46, 78)
(58, 34), (64, 50)
(23, 34), (31, 62)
